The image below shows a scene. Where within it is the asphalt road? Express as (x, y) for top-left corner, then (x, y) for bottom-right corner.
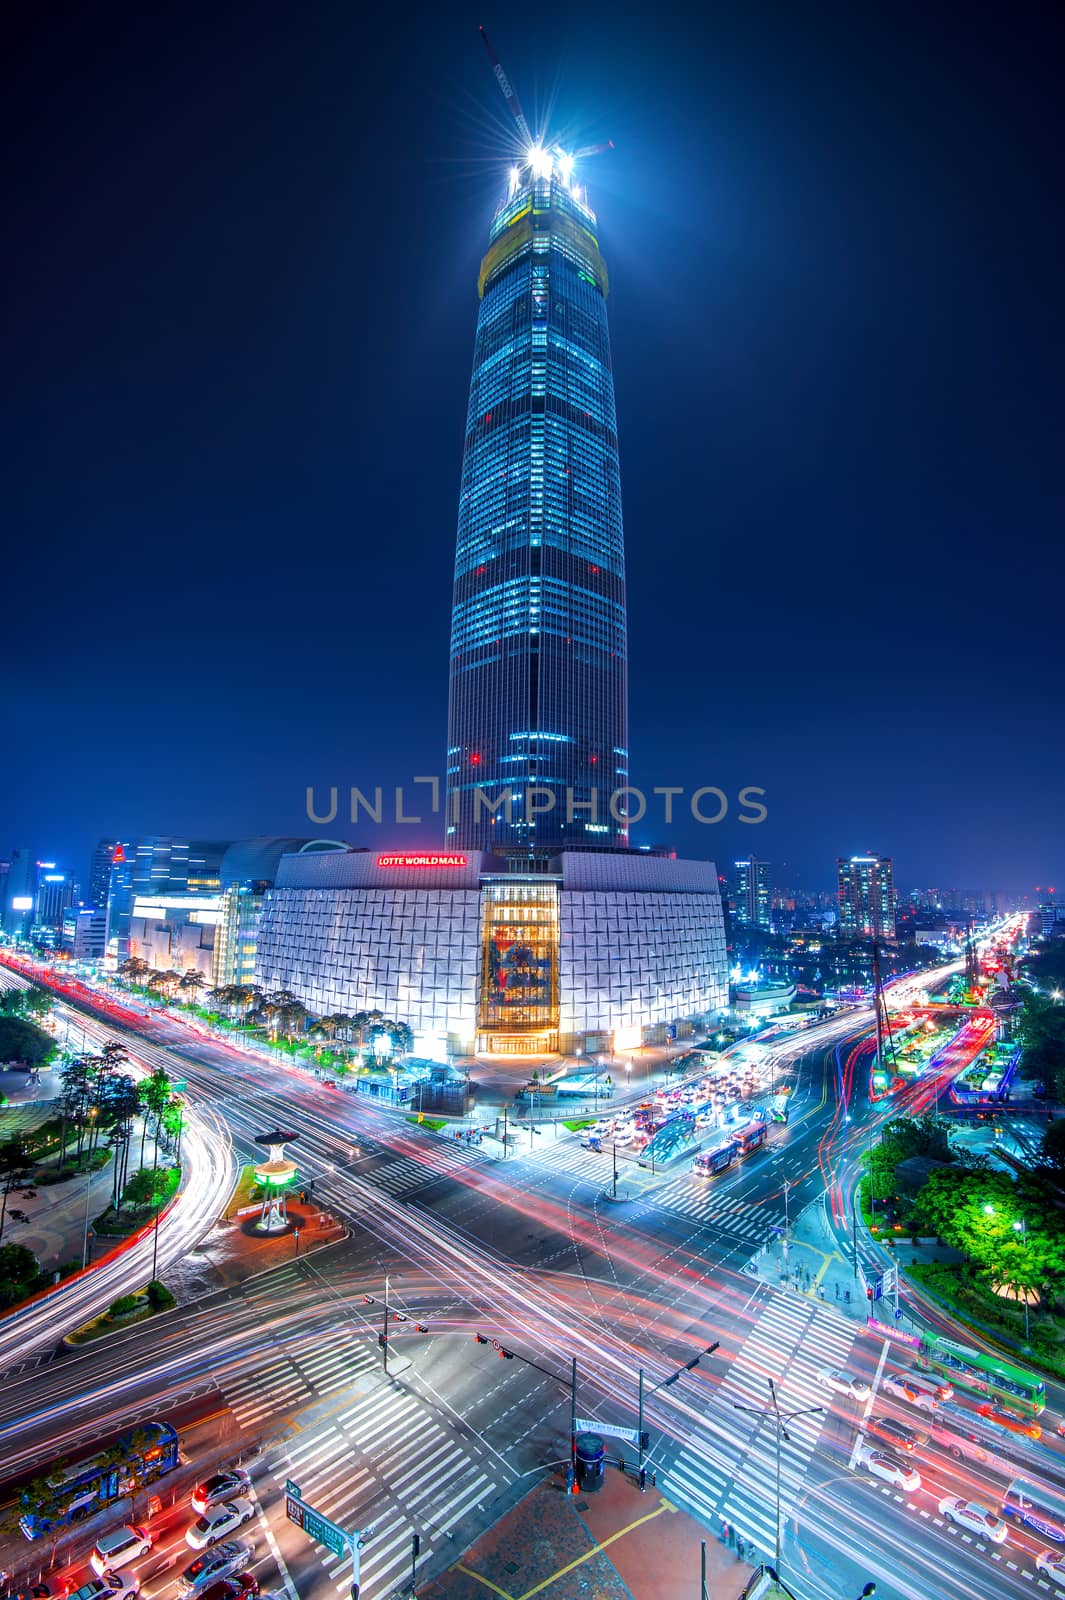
(5, 952), (1062, 1600)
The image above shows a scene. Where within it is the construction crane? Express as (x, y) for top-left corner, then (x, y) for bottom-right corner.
(479, 25), (613, 175)
(479, 25), (534, 149)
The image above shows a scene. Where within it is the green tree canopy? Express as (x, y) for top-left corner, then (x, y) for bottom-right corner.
(0, 1013), (55, 1067)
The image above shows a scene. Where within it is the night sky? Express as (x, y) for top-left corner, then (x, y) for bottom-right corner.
(8, 1), (1064, 895)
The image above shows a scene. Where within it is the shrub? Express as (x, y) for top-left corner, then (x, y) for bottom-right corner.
(108, 1293), (140, 1317)
(146, 1280), (176, 1311)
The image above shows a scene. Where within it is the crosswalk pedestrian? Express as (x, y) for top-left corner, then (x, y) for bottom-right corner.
(664, 1291), (857, 1562)
(270, 1382), (500, 1600)
(650, 1177), (786, 1240)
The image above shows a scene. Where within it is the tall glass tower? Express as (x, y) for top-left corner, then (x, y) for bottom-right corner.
(446, 156), (628, 858)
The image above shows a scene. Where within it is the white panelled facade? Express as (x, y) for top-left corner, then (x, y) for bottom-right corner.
(255, 847), (728, 1056)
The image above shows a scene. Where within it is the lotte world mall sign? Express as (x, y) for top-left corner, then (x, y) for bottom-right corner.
(376, 853), (468, 869)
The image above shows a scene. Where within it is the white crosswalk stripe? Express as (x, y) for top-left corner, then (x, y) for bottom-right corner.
(665, 1292), (858, 1560)
(269, 1382), (497, 1600)
(363, 1142), (485, 1195)
(650, 1177), (786, 1238)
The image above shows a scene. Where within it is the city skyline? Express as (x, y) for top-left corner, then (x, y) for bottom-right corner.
(7, 2), (1064, 891)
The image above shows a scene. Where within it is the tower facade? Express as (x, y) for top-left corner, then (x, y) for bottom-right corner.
(837, 854), (896, 941)
(733, 857), (772, 930)
(446, 163), (627, 856)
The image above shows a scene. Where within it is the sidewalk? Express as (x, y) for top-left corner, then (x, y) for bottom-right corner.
(418, 1468), (754, 1600)
(746, 1194), (867, 1319)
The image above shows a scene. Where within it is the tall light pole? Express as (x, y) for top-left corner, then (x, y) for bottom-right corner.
(782, 1179), (791, 1284)
(1013, 1217), (1030, 1342)
(734, 1379), (824, 1577)
(81, 1165), (93, 1269)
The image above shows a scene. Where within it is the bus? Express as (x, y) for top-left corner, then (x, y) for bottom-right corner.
(733, 1119), (769, 1158)
(693, 1139), (737, 1177)
(916, 1334), (1045, 1417)
(19, 1421), (180, 1540)
(1001, 1478), (1065, 1542)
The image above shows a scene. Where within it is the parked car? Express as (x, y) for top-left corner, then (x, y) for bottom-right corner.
(859, 1450), (921, 1492)
(90, 1529), (152, 1578)
(185, 1500), (255, 1551)
(817, 1367), (871, 1402)
(191, 1472), (252, 1514)
(1036, 1550), (1065, 1581)
(937, 1495), (1008, 1543)
(178, 1542), (255, 1595)
(865, 1417), (923, 1454)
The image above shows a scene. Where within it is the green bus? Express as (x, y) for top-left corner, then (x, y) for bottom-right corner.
(917, 1333), (1045, 1417)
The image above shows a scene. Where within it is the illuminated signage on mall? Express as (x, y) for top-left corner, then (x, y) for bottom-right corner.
(376, 853), (468, 869)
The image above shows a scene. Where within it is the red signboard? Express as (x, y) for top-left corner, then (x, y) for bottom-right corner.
(376, 853), (468, 869)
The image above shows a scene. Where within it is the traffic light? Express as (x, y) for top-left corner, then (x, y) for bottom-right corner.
(415, 1324), (429, 1333)
(363, 1295), (376, 1305)
(498, 1345), (514, 1360)
(378, 1333), (388, 1349)
(412, 1534), (421, 1560)
(866, 1287), (873, 1301)
(475, 1333), (489, 1345)
(639, 1431), (650, 1450)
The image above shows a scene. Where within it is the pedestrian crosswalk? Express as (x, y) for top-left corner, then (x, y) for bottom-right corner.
(220, 1323), (378, 1431)
(270, 1379), (499, 1600)
(665, 1291), (857, 1562)
(650, 1177), (787, 1240)
(513, 1136), (613, 1178)
(363, 1141), (486, 1197)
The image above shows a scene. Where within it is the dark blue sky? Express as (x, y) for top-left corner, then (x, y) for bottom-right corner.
(7, 0), (1064, 895)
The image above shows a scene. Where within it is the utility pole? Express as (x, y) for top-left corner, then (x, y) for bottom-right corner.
(612, 1138), (618, 1201)
(700, 1540), (709, 1600)
(637, 1368), (644, 1486)
(569, 1356), (578, 1493)
(782, 1179), (791, 1284)
(382, 1274), (390, 1374)
(502, 1103), (508, 1157)
(733, 1379), (823, 1580)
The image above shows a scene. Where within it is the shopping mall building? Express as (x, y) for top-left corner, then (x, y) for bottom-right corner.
(255, 846), (727, 1057)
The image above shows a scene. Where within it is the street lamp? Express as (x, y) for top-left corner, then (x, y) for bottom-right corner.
(733, 1379), (824, 1577)
(1013, 1217), (1030, 1342)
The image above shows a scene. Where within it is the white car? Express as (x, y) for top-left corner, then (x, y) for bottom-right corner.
(69, 1579), (140, 1600)
(817, 1366), (871, 1402)
(185, 1498), (256, 1549)
(860, 1450), (921, 1492)
(1036, 1550), (1065, 1581)
(178, 1540), (255, 1594)
(938, 1496), (1008, 1543)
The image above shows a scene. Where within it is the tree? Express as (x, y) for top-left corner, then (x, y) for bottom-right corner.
(179, 970), (205, 1006)
(0, 1241), (39, 1298)
(138, 1068), (172, 1168)
(863, 1113), (955, 1202)
(119, 957), (150, 986)
(0, 1137), (36, 1244)
(0, 1014), (56, 1069)
(123, 1168), (170, 1211)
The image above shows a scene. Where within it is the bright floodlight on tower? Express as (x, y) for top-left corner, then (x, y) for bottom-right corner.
(253, 1129), (298, 1232)
(555, 150), (575, 182)
(528, 145), (554, 180)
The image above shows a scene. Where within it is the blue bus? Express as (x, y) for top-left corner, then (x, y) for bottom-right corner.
(20, 1421), (180, 1540)
(693, 1139), (737, 1176)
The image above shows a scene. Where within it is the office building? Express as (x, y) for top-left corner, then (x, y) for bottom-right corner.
(87, 838), (118, 912)
(446, 149), (627, 854)
(733, 857), (772, 930)
(837, 854), (897, 941)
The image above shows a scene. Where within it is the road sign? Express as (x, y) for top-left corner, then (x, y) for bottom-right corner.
(285, 1482), (350, 1558)
(575, 1417), (641, 1448)
(881, 1265), (898, 1294)
(172, 1079), (188, 1092)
